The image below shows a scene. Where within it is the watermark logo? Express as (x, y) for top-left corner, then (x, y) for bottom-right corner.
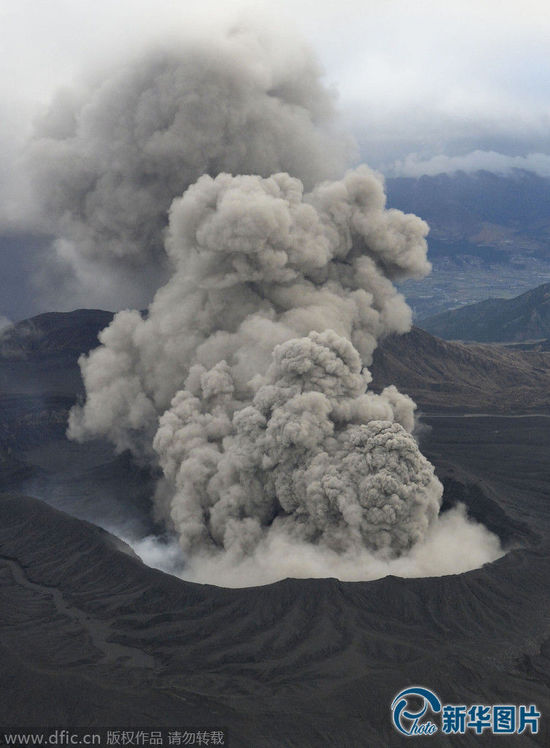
(391, 686), (541, 737)
(391, 687), (441, 736)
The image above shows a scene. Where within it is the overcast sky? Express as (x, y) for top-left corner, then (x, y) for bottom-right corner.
(1, 0), (549, 319)
(2, 0), (549, 169)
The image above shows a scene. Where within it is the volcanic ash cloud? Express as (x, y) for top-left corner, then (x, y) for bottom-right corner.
(68, 167), (455, 574)
(69, 167), (431, 454)
(26, 26), (349, 308)
(154, 330), (441, 561)
(62, 27), (503, 582)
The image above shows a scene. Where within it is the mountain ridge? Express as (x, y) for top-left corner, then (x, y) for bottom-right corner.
(2, 308), (550, 416)
(371, 325), (550, 412)
(419, 282), (550, 342)
(386, 170), (550, 261)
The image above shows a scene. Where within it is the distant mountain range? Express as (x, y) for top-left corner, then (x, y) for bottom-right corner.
(386, 170), (550, 265)
(386, 170), (550, 319)
(1, 308), (549, 415)
(419, 282), (550, 343)
(0, 309), (154, 535)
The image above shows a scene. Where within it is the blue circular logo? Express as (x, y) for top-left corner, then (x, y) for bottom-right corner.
(391, 686), (442, 736)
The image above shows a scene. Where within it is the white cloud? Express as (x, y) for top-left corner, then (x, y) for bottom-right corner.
(390, 150), (550, 178)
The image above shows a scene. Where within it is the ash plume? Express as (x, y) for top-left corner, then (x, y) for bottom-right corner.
(26, 25), (348, 308)
(63, 23), (502, 584)
(154, 331), (441, 560)
(69, 166), (447, 576)
(69, 167), (430, 457)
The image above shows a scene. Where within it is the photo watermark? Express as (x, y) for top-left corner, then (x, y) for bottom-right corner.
(391, 686), (541, 737)
(0, 729), (227, 746)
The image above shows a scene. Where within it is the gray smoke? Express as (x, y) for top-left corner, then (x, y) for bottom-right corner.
(26, 24), (349, 308)
(69, 167), (430, 455)
(68, 166), (452, 574)
(64, 25), (503, 584)
(154, 330), (441, 559)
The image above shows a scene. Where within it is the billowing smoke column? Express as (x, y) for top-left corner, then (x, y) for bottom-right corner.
(69, 165), (445, 571)
(23, 21), (497, 583)
(69, 168), (431, 452)
(154, 332), (440, 559)
(27, 26), (348, 306)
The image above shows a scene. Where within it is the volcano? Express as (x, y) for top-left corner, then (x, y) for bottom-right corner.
(0, 310), (549, 745)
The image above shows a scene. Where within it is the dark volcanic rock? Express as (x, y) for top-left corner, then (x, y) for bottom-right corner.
(0, 309), (113, 398)
(0, 310), (156, 534)
(1, 486), (550, 746)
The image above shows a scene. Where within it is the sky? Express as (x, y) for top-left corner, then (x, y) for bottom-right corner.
(2, 0), (549, 168)
(1, 0), (549, 319)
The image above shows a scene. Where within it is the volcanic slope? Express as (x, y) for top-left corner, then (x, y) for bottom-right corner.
(0, 310), (157, 535)
(1, 483), (550, 747)
(370, 326), (550, 413)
